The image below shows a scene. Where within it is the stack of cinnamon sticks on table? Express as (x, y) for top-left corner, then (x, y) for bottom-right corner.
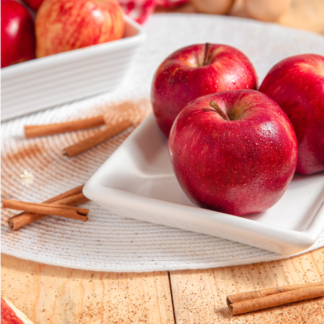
(226, 281), (324, 315)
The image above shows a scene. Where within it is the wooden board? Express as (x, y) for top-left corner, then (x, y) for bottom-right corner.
(170, 248), (324, 323)
(1, 254), (175, 324)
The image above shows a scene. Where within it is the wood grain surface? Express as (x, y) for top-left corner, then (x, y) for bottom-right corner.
(1, 254), (175, 324)
(170, 248), (324, 324)
(2, 248), (324, 323)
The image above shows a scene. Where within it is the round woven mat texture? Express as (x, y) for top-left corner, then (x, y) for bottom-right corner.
(2, 14), (324, 272)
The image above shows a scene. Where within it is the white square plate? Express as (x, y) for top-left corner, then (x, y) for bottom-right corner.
(84, 113), (324, 256)
(1, 15), (145, 121)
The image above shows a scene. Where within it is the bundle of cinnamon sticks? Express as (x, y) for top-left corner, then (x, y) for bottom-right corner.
(4, 185), (89, 231)
(24, 115), (133, 157)
(4, 115), (134, 230)
(226, 281), (324, 315)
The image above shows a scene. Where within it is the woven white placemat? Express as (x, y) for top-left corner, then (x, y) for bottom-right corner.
(2, 14), (324, 272)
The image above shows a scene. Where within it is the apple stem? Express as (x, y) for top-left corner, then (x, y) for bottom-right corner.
(209, 101), (230, 121)
(204, 43), (212, 66)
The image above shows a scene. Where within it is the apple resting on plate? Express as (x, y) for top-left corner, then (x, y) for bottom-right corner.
(36, 0), (125, 57)
(260, 54), (324, 175)
(169, 90), (298, 216)
(151, 43), (258, 138)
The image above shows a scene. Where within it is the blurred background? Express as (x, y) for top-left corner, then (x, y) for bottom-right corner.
(153, 0), (324, 34)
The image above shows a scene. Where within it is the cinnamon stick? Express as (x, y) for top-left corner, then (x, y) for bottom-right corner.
(3, 200), (88, 221)
(25, 116), (105, 138)
(227, 283), (324, 315)
(7, 185), (84, 230)
(39, 185), (85, 203)
(227, 281), (324, 305)
(8, 192), (89, 230)
(63, 119), (133, 157)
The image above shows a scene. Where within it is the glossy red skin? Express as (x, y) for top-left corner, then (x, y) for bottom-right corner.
(1, 0), (36, 68)
(1, 298), (24, 324)
(151, 44), (258, 138)
(22, 0), (44, 11)
(169, 90), (297, 216)
(260, 54), (324, 175)
(36, 0), (125, 57)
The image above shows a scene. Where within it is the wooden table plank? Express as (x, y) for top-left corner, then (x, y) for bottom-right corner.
(1, 254), (175, 324)
(170, 247), (324, 323)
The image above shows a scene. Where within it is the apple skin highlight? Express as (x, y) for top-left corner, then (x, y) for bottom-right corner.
(260, 54), (324, 175)
(151, 43), (258, 138)
(169, 90), (298, 216)
(36, 0), (125, 57)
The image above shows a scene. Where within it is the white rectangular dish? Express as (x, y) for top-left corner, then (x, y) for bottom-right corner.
(1, 15), (145, 121)
(84, 113), (324, 256)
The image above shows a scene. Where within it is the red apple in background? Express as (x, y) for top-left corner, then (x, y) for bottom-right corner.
(1, 0), (36, 68)
(151, 43), (258, 138)
(1, 297), (34, 323)
(22, 0), (44, 11)
(36, 0), (125, 58)
(169, 90), (298, 216)
(259, 54), (324, 175)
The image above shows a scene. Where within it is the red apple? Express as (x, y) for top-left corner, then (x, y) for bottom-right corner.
(1, 0), (36, 68)
(151, 43), (258, 138)
(1, 297), (34, 323)
(22, 0), (44, 11)
(36, 0), (125, 58)
(169, 90), (298, 216)
(259, 54), (324, 175)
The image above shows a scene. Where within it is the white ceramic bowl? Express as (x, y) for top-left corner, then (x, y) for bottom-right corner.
(1, 15), (145, 121)
(84, 114), (324, 256)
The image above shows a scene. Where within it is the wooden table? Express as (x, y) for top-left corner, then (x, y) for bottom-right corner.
(2, 1), (324, 322)
(2, 247), (324, 323)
